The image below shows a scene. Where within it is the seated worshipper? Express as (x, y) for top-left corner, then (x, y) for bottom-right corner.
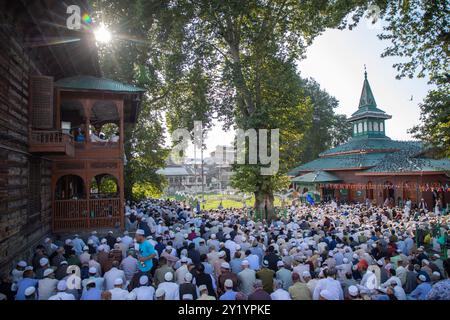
(192, 263), (216, 298)
(104, 261), (126, 290)
(197, 284), (216, 300)
(38, 268), (58, 300)
(131, 275), (155, 300)
(271, 279), (291, 300)
(120, 250), (138, 283)
(238, 259), (256, 296)
(15, 268), (38, 300)
(90, 127), (107, 143)
(256, 260), (275, 294)
(24, 286), (37, 300)
(48, 280), (75, 300)
(219, 279), (239, 301)
(81, 267), (105, 294)
(109, 278), (130, 300)
(80, 279), (102, 300)
(426, 258), (450, 300)
(288, 272), (312, 300)
(179, 272), (197, 300)
(154, 257), (175, 286)
(248, 279), (272, 300)
(157, 272), (179, 300)
(407, 274), (432, 300)
(313, 267), (343, 300)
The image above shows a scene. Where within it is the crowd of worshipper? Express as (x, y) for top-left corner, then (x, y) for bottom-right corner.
(1, 197), (449, 301)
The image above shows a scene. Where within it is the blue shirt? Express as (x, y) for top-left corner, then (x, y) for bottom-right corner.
(408, 282), (432, 300)
(81, 288), (102, 300)
(138, 240), (156, 272)
(220, 291), (238, 300)
(16, 278), (39, 300)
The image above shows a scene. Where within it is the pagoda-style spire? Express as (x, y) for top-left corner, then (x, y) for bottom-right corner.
(358, 67), (377, 109)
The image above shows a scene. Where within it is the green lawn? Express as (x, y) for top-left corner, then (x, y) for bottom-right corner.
(168, 193), (282, 210)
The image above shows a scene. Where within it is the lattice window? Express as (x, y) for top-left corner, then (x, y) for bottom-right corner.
(30, 75), (54, 129)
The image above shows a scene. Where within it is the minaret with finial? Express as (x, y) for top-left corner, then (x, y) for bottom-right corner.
(347, 65), (392, 139)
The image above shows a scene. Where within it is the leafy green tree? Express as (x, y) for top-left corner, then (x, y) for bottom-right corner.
(94, 0), (373, 215)
(376, 0), (449, 156)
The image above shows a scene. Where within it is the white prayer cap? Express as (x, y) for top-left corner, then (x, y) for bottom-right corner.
(320, 290), (336, 300)
(57, 280), (67, 291)
(180, 256), (188, 263)
(65, 239), (72, 245)
(224, 279), (233, 288)
(87, 239), (94, 245)
(184, 272), (193, 282)
(343, 258), (349, 264)
(25, 266), (33, 271)
(44, 237), (51, 243)
(225, 234), (231, 240)
(155, 288), (165, 298)
(74, 234), (79, 238)
(86, 278), (96, 286)
(136, 229), (145, 236)
(83, 246), (89, 251)
(91, 231), (97, 235)
(17, 261), (27, 268)
(210, 234), (216, 239)
(123, 231), (129, 235)
(164, 272), (173, 281)
(353, 253), (359, 259)
(417, 247), (424, 252)
(348, 285), (359, 297)
(432, 271), (441, 277)
(433, 254), (440, 259)
(24, 286), (36, 296)
(108, 230), (113, 234)
(88, 267), (97, 274)
(277, 261), (284, 268)
(302, 271), (311, 278)
(418, 274), (426, 282)
(236, 244), (241, 251)
(114, 278), (123, 286)
(218, 251), (226, 257)
(422, 259), (430, 265)
(221, 262), (230, 269)
(372, 243), (377, 248)
(116, 237), (122, 242)
(60, 261), (68, 265)
(182, 293), (193, 300)
(166, 245), (173, 251)
(43, 268), (54, 277)
(198, 284), (208, 292)
(125, 211), (131, 216)
(101, 238), (107, 244)
(242, 260), (250, 266)
(183, 234), (188, 239)
(139, 275), (149, 285)
(377, 259), (384, 266)
(39, 257), (49, 267)
(328, 251), (334, 257)
(262, 260), (269, 267)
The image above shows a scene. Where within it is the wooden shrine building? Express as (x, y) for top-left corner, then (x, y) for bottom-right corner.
(289, 70), (450, 209)
(0, 1), (144, 273)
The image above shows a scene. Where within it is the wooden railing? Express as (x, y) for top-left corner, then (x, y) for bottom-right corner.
(29, 130), (74, 156)
(30, 130), (73, 144)
(53, 198), (121, 231)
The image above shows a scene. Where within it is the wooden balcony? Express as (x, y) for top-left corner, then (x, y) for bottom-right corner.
(29, 130), (75, 156)
(53, 198), (121, 231)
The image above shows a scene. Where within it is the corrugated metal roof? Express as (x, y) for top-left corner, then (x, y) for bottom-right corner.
(55, 76), (146, 93)
(291, 171), (342, 183)
(156, 166), (189, 176)
(319, 137), (422, 156)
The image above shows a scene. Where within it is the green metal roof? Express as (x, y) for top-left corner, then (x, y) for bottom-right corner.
(55, 76), (146, 93)
(361, 154), (450, 173)
(319, 137), (422, 156)
(291, 171), (342, 183)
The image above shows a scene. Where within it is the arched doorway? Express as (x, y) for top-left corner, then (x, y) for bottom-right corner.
(366, 181), (374, 200)
(383, 181), (395, 205)
(55, 174), (85, 200)
(90, 174), (119, 199)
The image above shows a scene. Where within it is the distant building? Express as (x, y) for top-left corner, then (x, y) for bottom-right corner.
(289, 70), (450, 208)
(157, 163), (206, 194)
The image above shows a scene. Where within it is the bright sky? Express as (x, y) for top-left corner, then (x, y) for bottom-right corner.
(181, 18), (431, 158)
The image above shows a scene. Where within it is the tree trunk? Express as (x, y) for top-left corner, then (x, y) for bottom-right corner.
(254, 190), (265, 220)
(264, 191), (276, 221)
